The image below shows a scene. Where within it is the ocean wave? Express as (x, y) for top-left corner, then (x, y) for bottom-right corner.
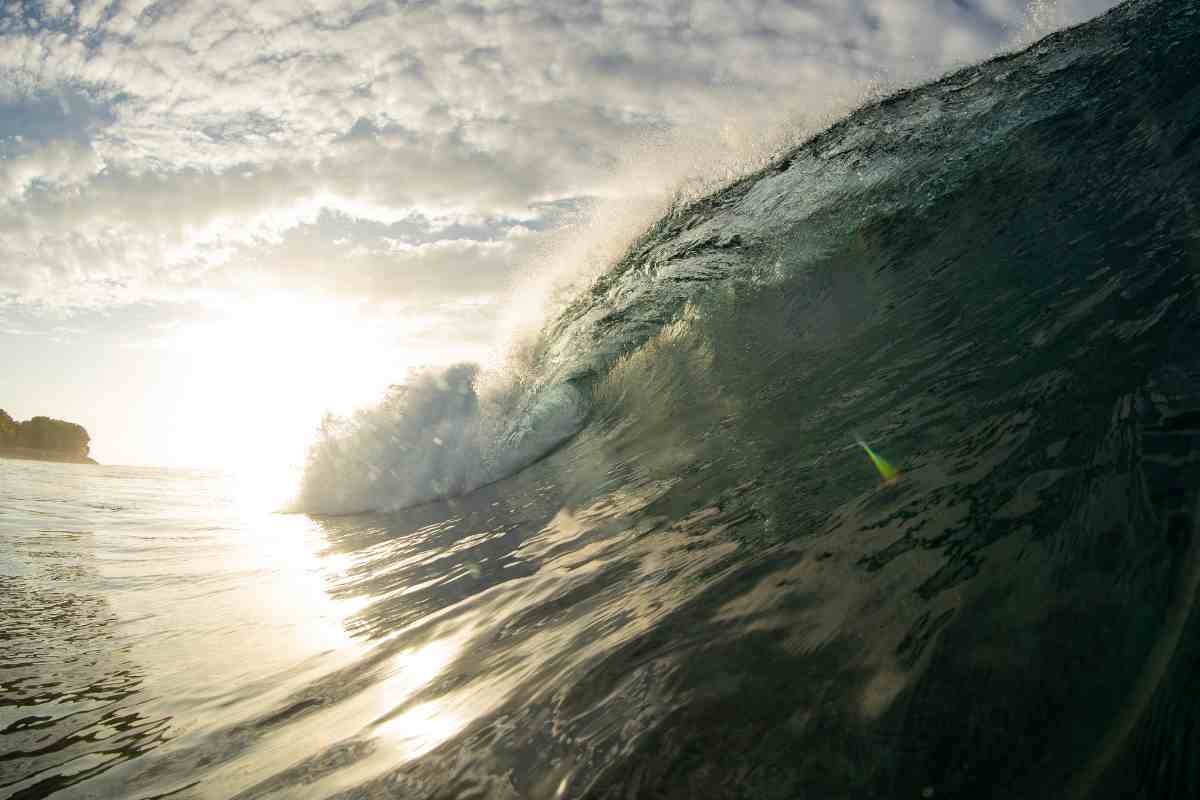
(296, 0), (1199, 518)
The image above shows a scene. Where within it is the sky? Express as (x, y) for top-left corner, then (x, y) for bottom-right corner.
(1, 0), (1119, 471)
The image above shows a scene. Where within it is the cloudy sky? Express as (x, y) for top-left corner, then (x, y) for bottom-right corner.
(1, 0), (1117, 470)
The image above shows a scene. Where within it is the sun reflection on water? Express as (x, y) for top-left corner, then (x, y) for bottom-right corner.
(366, 636), (476, 761)
(373, 700), (467, 761)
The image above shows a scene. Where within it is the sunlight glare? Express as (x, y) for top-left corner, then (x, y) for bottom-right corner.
(161, 294), (405, 504)
(368, 637), (468, 758)
(372, 701), (466, 761)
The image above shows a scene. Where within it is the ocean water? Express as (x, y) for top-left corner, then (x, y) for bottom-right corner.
(5, 0), (1200, 796)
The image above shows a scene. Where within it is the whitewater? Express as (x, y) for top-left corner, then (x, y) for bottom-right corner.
(4, 0), (1200, 797)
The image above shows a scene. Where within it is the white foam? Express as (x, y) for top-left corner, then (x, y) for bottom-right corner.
(292, 363), (587, 514)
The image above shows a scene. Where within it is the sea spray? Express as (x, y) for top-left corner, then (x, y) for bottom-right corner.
(294, 364), (589, 514)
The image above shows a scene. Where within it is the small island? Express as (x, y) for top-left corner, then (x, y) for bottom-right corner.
(0, 409), (97, 465)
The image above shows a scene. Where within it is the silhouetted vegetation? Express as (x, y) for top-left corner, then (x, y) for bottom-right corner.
(0, 409), (95, 463)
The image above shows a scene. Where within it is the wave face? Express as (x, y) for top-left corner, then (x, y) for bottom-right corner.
(299, 1), (1200, 522)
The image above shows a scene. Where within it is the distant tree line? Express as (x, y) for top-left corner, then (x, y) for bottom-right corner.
(0, 409), (91, 459)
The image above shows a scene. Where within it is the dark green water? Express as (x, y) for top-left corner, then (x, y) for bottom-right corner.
(299, 0), (1200, 794)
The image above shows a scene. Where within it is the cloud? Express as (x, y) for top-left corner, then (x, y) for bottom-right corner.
(0, 137), (104, 198)
(0, 0), (1120, 313)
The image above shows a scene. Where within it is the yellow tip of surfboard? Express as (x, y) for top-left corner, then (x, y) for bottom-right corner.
(855, 437), (899, 483)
